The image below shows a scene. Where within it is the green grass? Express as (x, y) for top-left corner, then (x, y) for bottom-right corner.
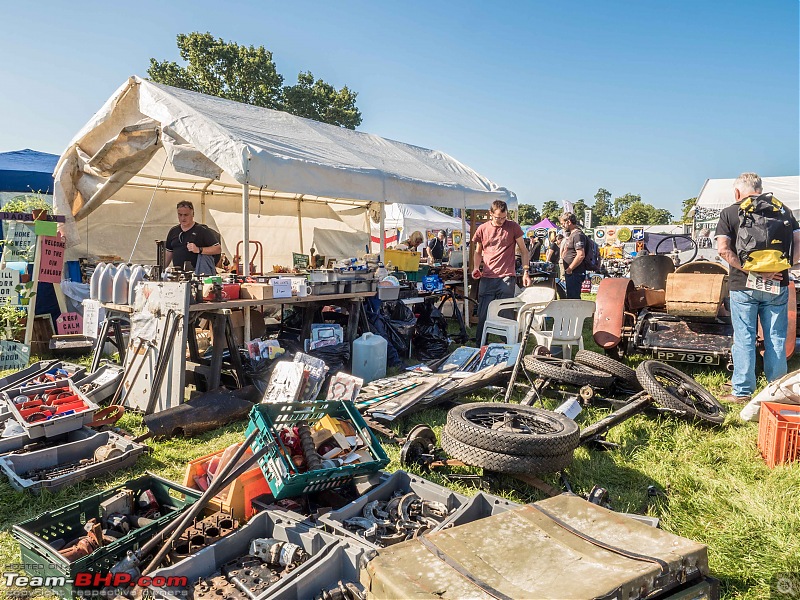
(0, 308), (797, 599)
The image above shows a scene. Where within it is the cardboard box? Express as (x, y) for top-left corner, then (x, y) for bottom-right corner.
(240, 284), (273, 300)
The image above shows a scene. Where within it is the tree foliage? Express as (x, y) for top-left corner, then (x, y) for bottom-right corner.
(680, 197), (697, 223)
(592, 188), (612, 224)
(573, 199), (588, 226)
(433, 206), (454, 217)
(617, 201), (673, 225)
(148, 32), (362, 129)
(541, 200), (562, 223)
(614, 193), (641, 217)
(517, 204), (541, 226)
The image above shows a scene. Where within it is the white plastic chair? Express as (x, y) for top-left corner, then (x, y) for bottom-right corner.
(479, 287), (557, 346)
(516, 287), (557, 333)
(480, 297), (524, 346)
(529, 299), (595, 359)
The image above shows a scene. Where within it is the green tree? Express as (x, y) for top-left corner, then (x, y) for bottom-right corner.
(433, 206), (454, 217)
(592, 188), (612, 223)
(573, 199), (588, 226)
(148, 32), (362, 129)
(540, 200), (562, 223)
(517, 204), (541, 225)
(614, 193), (641, 216)
(617, 201), (673, 225)
(680, 197), (697, 223)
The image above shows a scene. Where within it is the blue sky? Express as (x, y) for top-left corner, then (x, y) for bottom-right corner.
(1, 0), (797, 217)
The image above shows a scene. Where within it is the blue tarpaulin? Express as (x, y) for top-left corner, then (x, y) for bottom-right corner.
(0, 149), (58, 193)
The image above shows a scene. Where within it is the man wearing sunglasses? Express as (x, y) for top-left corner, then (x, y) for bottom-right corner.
(472, 200), (530, 344)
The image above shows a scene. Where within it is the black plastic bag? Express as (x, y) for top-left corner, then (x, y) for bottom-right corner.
(413, 303), (450, 360)
(308, 342), (351, 375)
(364, 298), (410, 367)
(244, 355), (282, 396)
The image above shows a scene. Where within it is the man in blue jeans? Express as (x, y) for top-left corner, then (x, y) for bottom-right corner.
(560, 212), (587, 299)
(715, 173), (800, 403)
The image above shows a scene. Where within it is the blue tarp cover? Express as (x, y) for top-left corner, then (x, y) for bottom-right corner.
(0, 149), (58, 193)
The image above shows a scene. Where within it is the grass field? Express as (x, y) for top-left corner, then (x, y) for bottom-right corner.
(0, 310), (797, 599)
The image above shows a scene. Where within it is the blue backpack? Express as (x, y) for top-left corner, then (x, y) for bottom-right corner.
(583, 236), (601, 272)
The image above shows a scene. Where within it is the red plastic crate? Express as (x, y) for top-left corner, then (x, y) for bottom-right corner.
(758, 401), (800, 468)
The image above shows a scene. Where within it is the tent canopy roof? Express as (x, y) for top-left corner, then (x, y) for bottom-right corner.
(695, 176), (799, 214)
(55, 76), (516, 226)
(530, 218), (557, 230)
(0, 149), (58, 193)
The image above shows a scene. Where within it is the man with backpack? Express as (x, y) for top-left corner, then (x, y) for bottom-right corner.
(715, 173), (800, 404)
(560, 212), (590, 298)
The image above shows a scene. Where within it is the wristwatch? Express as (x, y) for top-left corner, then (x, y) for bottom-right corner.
(197, 246), (203, 254)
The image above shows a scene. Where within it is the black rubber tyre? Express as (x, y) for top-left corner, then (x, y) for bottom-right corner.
(522, 355), (615, 389)
(441, 428), (573, 474)
(446, 402), (579, 456)
(574, 350), (641, 390)
(635, 360), (726, 425)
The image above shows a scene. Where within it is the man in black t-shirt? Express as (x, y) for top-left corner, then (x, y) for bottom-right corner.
(427, 230), (446, 263)
(715, 172), (800, 404)
(165, 200), (221, 273)
(559, 213), (588, 299)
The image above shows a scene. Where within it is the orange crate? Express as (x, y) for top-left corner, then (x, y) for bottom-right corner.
(183, 444), (271, 521)
(758, 401), (800, 468)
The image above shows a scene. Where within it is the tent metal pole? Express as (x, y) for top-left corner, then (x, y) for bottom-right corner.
(297, 196), (304, 253)
(243, 155), (251, 343)
(379, 203), (386, 262)
(461, 199), (468, 330)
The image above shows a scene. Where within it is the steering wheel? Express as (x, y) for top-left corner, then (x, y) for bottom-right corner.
(654, 234), (698, 266)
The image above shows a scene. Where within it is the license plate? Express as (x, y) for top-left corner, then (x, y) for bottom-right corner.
(654, 351), (720, 365)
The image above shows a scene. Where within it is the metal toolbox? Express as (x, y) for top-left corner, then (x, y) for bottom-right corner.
(319, 470), (468, 550)
(436, 491), (519, 530)
(2, 379), (100, 439)
(0, 430), (146, 494)
(363, 494), (714, 599)
(12, 473), (201, 599)
(148, 510), (357, 600)
(0, 417), (98, 457)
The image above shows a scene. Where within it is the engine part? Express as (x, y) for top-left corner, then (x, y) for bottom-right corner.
(316, 580), (366, 600)
(297, 422), (322, 471)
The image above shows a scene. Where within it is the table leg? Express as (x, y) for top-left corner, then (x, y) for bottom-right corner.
(346, 300), (361, 342)
(90, 316), (111, 372)
(207, 314), (226, 390)
(112, 318), (127, 364)
(186, 315), (201, 363)
(224, 316), (247, 388)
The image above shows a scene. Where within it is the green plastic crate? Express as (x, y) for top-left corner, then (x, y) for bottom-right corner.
(246, 400), (389, 500)
(402, 265), (430, 282)
(11, 473), (201, 599)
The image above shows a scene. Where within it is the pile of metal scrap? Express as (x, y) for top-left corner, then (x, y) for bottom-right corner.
(355, 346), (516, 424)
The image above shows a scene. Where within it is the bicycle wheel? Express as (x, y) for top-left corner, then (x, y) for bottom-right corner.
(635, 360), (726, 425)
(574, 350), (640, 389)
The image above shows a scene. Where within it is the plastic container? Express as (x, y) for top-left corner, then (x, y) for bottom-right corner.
(89, 262), (106, 300)
(148, 510), (354, 600)
(0, 430), (146, 494)
(12, 474), (201, 599)
(0, 423), (97, 457)
(402, 264), (430, 282)
(74, 364), (124, 405)
(377, 285), (401, 301)
(183, 445), (272, 522)
(2, 379), (100, 439)
(436, 491), (519, 530)
(111, 264), (131, 304)
(246, 401), (389, 500)
(97, 264), (116, 303)
(0, 361), (86, 391)
(384, 249), (421, 271)
(758, 401), (800, 468)
(319, 470), (468, 550)
(352, 332), (387, 383)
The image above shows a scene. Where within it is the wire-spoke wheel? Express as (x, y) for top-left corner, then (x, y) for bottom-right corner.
(446, 402), (579, 456)
(441, 428), (574, 474)
(522, 355), (615, 389)
(635, 360), (726, 425)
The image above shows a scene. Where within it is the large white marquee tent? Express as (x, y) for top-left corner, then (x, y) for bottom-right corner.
(695, 176), (799, 216)
(53, 76), (515, 269)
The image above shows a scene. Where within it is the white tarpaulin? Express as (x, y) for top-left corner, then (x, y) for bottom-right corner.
(53, 76), (515, 266)
(695, 176), (799, 216)
(370, 203), (467, 243)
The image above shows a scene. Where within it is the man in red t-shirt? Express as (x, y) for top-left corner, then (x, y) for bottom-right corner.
(472, 200), (531, 343)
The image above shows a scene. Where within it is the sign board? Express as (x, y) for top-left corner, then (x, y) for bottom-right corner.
(452, 230), (463, 250)
(38, 234), (65, 283)
(1, 221), (36, 262)
(56, 312), (83, 335)
(584, 208), (593, 228)
(0, 268), (20, 304)
(595, 229), (605, 239)
(617, 227), (632, 242)
(0, 341), (30, 371)
(632, 227), (645, 241)
(584, 228), (595, 240)
(82, 299), (106, 338)
(291, 252), (309, 270)
(33, 220), (58, 237)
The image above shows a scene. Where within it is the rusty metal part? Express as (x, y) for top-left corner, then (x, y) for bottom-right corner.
(94, 443), (125, 462)
(316, 581), (366, 600)
(86, 404), (125, 428)
(170, 511), (240, 561)
(297, 422), (322, 471)
(142, 385), (259, 439)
